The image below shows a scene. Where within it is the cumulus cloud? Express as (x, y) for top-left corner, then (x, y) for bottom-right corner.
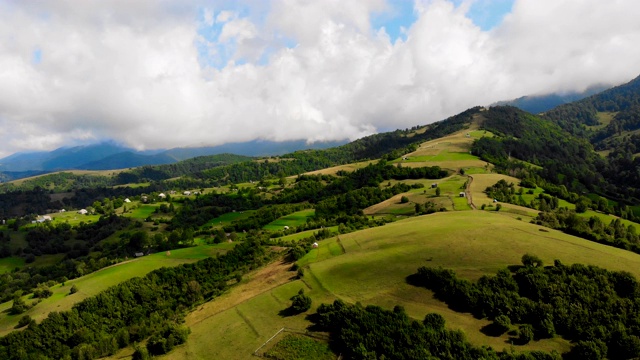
(0, 0), (639, 157)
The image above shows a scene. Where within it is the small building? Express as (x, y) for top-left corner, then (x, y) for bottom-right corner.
(134, 252), (144, 257)
(183, 191), (191, 196)
(141, 195), (148, 203)
(37, 215), (52, 223)
(312, 242), (319, 248)
(284, 226), (289, 230)
(459, 192), (466, 197)
(78, 209), (88, 215)
(493, 199), (498, 203)
(431, 183), (438, 188)
(60, 209), (66, 213)
(158, 193), (166, 199)
(124, 198), (131, 203)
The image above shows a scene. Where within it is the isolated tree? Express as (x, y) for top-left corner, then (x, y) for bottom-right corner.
(435, 187), (441, 196)
(69, 284), (79, 295)
(400, 196), (409, 204)
(290, 289), (312, 313)
(522, 253), (544, 268)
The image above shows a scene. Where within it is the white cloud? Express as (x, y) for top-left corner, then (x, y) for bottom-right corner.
(0, 0), (639, 158)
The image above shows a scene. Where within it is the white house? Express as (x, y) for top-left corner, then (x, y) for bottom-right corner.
(124, 198), (131, 203)
(158, 193), (166, 199)
(284, 226), (289, 230)
(459, 192), (466, 197)
(183, 191), (191, 196)
(312, 242), (319, 248)
(78, 209), (88, 215)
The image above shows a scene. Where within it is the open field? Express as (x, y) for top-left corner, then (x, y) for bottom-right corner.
(122, 204), (161, 219)
(390, 128), (490, 171)
(6, 169), (125, 186)
(0, 244), (229, 336)
(304, 160), (376, 176)
(469, 174), (640, 230)
(264, 209), (315, 231)
(141, 210), (640, 359)
(201, 211), (255, 230)
(273, 226), (339, 242)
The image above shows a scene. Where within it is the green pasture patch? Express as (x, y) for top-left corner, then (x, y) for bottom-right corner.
(399, 151), (479, 163)
(201, 211), (254, 229)
(452, 196), (471, 210)
(123, 204), (159, 219)
(113, 182), (151, 189)
(264, 209), (315, 231)
(469, 130), (494, 138)
(264, 334), (335, 360)
(0, 257), (24, 274)
(0, 245), (222, 335)
(462, 166), (490, 174)
(274, 227), (339, 243)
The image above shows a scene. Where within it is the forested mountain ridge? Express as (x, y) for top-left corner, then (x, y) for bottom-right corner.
(472, 106), (640, 205)
(543, 74), (640, 143)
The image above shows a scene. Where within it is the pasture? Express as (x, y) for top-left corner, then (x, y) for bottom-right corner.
(147, 210), (640, 359)
(0, 245), (228, 336)
(201, 211), (254, 229)
(264, 209), (315, 231)
(0, 257), (24, 274)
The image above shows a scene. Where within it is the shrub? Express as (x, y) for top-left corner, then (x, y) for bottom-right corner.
(16, 315), (32, 328)
(69, 285), (79, 295)
(518, 324), (534, 344)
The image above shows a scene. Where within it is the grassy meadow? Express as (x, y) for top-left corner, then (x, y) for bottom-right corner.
(129, 210), (640, 359)
(264, 209), (315, 231)
(0, 244), (230, 336)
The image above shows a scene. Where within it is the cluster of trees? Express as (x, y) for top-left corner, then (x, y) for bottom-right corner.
(312, 299), (560, 360)
(413, 255), (640, 359)
(315, 183), (416, 218)
(533, 208), (639, 253)
(0, 238), (270, 359)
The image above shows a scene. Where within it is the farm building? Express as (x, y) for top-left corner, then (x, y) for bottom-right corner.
(431, 183), (438, 188)
(78, 209), (88, 215)
(36, 216), (52, 223)
(459, 192), (466, 197)
(124, 198), (131, 203)
(183, 191), (191, 196)
(134, 252), (144, 257)
(158, 193), (166, 199)
(312, 242), (319, 248)
(284, 226), (289, 230)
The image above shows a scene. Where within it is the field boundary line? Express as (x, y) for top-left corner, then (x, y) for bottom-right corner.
(236, 307), (260, 337)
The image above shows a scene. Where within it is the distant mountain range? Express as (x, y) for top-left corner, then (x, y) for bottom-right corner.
(494, 85), (610, 114)
(0, 139), (346, 174)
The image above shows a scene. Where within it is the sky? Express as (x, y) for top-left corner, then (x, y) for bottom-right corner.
(1, 0), (640, 158)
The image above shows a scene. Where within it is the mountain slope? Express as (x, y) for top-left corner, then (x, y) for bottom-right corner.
(543, 74), (640, 142)
(495, 85), (609, 114)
